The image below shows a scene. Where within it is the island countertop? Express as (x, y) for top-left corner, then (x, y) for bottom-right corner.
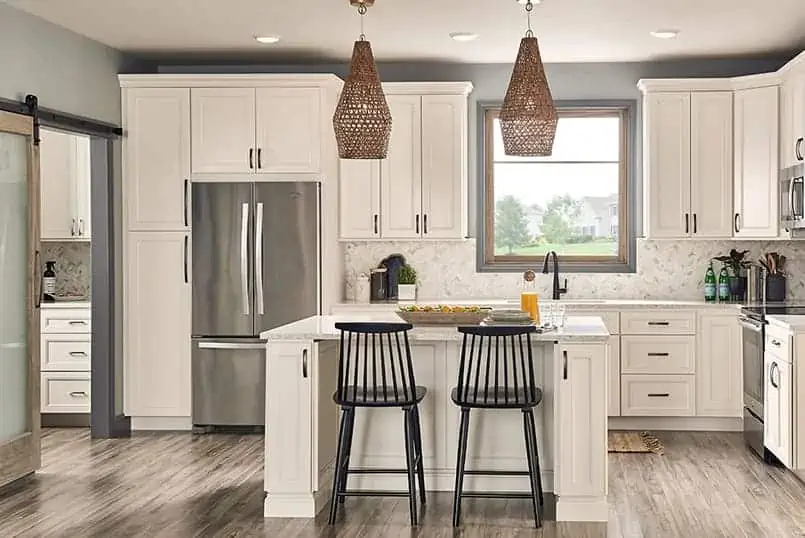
(260, 314), (609, 342)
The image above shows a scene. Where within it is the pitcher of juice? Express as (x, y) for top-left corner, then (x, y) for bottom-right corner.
(521, 270), (540, 323)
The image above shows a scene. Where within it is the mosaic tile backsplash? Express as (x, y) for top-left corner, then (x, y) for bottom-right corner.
(41, 241), (91, 299)
(344, 238), (805, 301)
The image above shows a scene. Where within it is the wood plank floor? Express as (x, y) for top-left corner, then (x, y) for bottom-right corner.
(0, 429), (804, 537)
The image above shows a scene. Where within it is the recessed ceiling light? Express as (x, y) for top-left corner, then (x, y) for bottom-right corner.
(254, 35), (281, 44)
(449, 32), (479, 42)
(650, 29), (680, 39)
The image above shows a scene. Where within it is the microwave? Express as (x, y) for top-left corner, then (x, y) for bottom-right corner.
(781, 163), (805, 233)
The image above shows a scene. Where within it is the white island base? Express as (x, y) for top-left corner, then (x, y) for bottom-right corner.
(261, 315), (609, 523)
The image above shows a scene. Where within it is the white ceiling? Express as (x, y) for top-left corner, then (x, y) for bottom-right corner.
(5, 0), (805, 63)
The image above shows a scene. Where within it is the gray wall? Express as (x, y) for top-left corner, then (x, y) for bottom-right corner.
(153, 57), (793, 233)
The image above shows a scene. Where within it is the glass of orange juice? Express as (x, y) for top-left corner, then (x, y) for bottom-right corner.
(521, 270), (540, 323)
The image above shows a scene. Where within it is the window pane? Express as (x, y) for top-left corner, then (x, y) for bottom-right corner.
(493, 116), (620, 163)
(492, 162), (619, 258)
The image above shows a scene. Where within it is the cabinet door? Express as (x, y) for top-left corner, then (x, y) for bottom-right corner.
(764, 353), (792, 467)
(40, 129), (77, 240)
(556, 344), (607, 499)
(608, 335), (621, 417)
(421, 95), (466, 238)
(124, 88), (190, 231)
(255, 87), (321, 175)
(190, 88), (255, 176)
(690, 92), (733, 238)
(339, 159), (381, 239)
(791, 73), (805, 167)
(696, 313), (742, 417)
(72, 135), (92, 239)
(381, 95), (422, 238)
(645, 93), (691, 238)
(734, 86), (779, 238)
(780, 78), (796, 168)
(125, 232), (191, 417)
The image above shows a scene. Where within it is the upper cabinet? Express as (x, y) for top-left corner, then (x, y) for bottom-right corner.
(40, 129), (91, 241)
(734, 85), (779, 238)
(642, 89), (733, 239)
(338, 82), (472, 241)
(123, 87), (191, 232)
(190, 86), (324, 179)
(780, 70), (805, 168)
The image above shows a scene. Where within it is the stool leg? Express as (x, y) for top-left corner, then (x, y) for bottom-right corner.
(522, 409), (543, 528)
(328, 406), (351, 524)
(452, 407), (471, 527)
(412, 404), (427, 505)
(403, 407), (419, 525)
(526, 409), (545, 509)
(338, 408), (355, 504)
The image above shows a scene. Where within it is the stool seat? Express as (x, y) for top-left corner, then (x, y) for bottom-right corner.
(450, 386), (542, 409)
(335, 385), (427, 407)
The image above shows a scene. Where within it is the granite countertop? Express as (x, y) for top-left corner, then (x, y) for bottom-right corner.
(261, 314), (609, 343)
(40, 301), (90, 309)
(334, 298), (744, 311)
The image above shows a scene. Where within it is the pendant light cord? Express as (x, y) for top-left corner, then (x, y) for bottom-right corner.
(358, 4), (367, 41)
(525, 0), (534, 38)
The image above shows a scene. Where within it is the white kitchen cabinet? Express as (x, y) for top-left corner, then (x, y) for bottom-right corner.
(123, 88), (190, 232)
(40, 305), (92, 414)
(734, 85), (780, 238)
(556, 344), (607, 500)
(339, 159), (381, 239)
(780, 72), (805, 168)
(764, 349), (793, 467)
(644, 92), (691, 238)
(125, 232), (191, 418)
(608, 336), (621, 417)
(690, 92), (733, 238)
(40, 129), (91, 240)
(696, 313), (742, 417)
(381, 95), (422, 239)
(190, 88), (256, 175)
(256, 87), (321, 174)
(420, 95), (467, 239)
(41, 372), (91, 414)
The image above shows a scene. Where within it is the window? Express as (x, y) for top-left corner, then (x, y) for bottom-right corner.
(481, 103), (633, 272)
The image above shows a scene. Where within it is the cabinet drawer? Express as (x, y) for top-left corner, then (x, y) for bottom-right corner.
(41, 372), (91, 413)
(570, 310), (620, 334)
(41, 334), (91, 371)
(765, 324), (791, 362)
(621, 335), (695, 374)
(621, 375), (695, 416)
(41, 309), (91, 333)
(620, 310), (696, 335)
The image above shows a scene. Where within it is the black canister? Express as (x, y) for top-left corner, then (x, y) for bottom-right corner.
(370, 268), (388, 302)
(766, 274), (787, 303)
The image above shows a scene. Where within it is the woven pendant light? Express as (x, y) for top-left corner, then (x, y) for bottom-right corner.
(333, 0), (392, 159)
(500, 1), (557, 157)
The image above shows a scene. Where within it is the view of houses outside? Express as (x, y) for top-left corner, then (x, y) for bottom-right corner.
(491, 114), (621, 258)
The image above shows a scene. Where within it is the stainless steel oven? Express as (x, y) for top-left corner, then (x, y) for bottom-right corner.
(780, 163), (805, 234)
(740, 312), (774, 462)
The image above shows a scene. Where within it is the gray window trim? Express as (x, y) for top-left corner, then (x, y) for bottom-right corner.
(476, 99), (639, 274)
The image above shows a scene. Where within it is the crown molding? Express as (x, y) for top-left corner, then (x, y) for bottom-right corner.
(118, 73), (344, 89)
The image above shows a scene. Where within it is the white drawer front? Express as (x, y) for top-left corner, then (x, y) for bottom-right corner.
(570, 310), (620, 334)
(621, 375), (695, 416)
(621, 335), (695, 374)
(41, 373), (91, 413)
(620, 310), (696, 335)
(41, 309), (91, 334)
(765, 325), (791, 363)
(41, 335), (91, 371)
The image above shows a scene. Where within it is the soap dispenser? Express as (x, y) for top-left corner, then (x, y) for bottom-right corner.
(43, 261), (57, 302)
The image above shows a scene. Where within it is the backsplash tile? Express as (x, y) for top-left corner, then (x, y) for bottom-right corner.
(41, 241), (91, 298)
(344, 238), (805, 301)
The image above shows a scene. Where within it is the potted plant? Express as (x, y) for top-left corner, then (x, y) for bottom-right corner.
(398, 264), (417, 301)
(713, 249), (750, 300)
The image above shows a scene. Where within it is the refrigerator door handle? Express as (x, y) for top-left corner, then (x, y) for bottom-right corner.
(240, 202), (250, 315)
(256, 202), (265, 315)
(198, 342), (265, 350)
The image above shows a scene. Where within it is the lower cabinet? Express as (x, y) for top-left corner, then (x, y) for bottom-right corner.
(621, 375), (695, 416)
(696, 313), (742, 417)
(124, 232), (192, 418)
(40, 307), (91, 414)
(41, 372), (91, 413)
(764, 349), (793, 467)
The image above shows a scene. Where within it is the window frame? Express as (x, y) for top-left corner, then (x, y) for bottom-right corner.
(477, 100), (638, 273)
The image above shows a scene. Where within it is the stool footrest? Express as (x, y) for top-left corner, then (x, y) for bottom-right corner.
(463, 469), (529, 477)
(460, 491), (535, 499)
(338, 490), (413, 498)
(345, 467), (410, 475)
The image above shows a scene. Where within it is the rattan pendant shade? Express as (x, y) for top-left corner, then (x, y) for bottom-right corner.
(333, 40), (392, 159)
(500, 36), (557, 157)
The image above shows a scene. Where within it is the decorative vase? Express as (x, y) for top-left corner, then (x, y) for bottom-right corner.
(766, 274), (787, 303)
(728, 276), (747, 302)
(398, 284), (416, 301)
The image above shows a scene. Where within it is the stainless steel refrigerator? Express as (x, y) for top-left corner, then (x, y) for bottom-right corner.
(191, 182), (320, 428)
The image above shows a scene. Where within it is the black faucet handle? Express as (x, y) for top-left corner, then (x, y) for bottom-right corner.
(559, 278), (568, 295)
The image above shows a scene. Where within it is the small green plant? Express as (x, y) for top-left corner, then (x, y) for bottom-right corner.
(398, 264), (417, 285)
(713, 249), (750, 276)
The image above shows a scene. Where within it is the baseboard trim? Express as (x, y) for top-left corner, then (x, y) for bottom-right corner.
(41, 413), (90, 428)
(609, 416), (742, 432)
(556, 497), (608, 522)
(264, 493), (318, 518)
(130, 416), (192, 431)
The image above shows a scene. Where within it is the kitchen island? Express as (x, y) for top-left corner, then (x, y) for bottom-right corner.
(261, 314), (609, 522)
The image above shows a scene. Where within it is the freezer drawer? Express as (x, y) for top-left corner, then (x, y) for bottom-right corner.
(192, 339), (266, 427)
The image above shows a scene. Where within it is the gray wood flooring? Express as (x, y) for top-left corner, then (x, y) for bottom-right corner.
(0, 429), (803, 537)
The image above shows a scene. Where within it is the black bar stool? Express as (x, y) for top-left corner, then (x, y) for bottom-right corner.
(451, 325), (544, 528)
(328, 322), (427, 526)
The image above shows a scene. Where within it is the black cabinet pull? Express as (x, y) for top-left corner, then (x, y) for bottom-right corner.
(415, 215), (420, 234)
(647, 352), (670, 357)
(373, 214), (378, 235)
(647, 321), (670, 326)
(257, 148), (262, 169)
(684, 213), (689, 234)
(302, 349), (308, 378)
(423, 214), (428, 234)
(183, 179), (189, 227)
(249, 148), (254, 169)
(734, 213), (740, 233)
(647, 393), (670, 398)
(562, 350), (568, 380)
(183, 235), (189, 284)
(797, 138), (804, 161)
(693, 213), (697, 234)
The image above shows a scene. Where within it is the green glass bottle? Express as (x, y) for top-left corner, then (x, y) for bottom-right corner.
(704, 263), (717, 302)
(718, 266), (731, 302)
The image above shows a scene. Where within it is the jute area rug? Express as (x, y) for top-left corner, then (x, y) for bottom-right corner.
(608, 431), (664, 455)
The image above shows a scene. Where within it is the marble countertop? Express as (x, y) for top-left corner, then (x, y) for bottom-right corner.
(261, 314), (610, 343)
(40, 301), (90, 309)
(766, 315), (805, 331)
(333, 298), (744, 311)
